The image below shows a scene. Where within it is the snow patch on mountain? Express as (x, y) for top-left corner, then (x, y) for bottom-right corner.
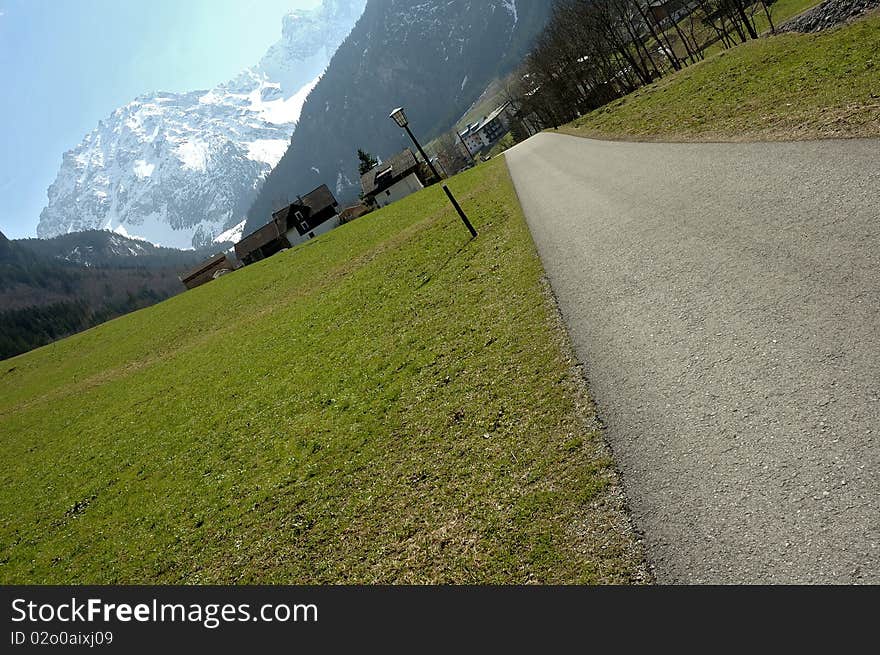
(61, 232), (152, 265)
(37, 0), (366, 250)
(213, 219), (248, 245)
(133, 161), (155, 179)
(502, 0), (518, 25)
(246, 140), (290, 167)
(112, 224), (149, 244)
(176, 141), (210, 172)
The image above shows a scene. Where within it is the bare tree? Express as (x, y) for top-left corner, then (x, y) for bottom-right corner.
(515, 0), (768, 135)
(431, 132), (470, 176)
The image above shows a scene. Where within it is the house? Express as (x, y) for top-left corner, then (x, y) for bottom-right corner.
(234, 221), (289, 266)
(272, 184), (340, 248)
(458, 102), (513, 156)
(360, 149), (426, 209)
(339, 204), (371, 224)
(179, 253), (237, 290)
(235, 185), (339, 265)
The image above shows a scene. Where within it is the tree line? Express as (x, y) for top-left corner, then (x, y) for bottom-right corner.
(1, 232), (186, 360)
(507, 0), (776, 135)
(0, 286), (168, 361)
(0, 301), (93, 361)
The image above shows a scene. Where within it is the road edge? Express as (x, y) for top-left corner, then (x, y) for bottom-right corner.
(502, 153), (656, 584)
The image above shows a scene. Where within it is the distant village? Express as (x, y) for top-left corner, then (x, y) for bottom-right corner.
(179, 102), (515, 291)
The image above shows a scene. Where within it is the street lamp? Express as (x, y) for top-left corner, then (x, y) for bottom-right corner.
(389, 107), (441, 182)
(390, 106), (477, 239)
(389, 106), (408, 129)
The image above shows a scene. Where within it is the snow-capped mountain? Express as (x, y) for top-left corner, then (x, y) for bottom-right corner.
(37, 0), (367, 250)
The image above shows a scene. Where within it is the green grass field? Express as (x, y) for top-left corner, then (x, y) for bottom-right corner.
(0, 159), (647, 584)
(563, 14), (880, 142)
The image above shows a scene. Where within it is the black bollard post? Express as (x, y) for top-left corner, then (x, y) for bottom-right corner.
(442, 184), (477, 239)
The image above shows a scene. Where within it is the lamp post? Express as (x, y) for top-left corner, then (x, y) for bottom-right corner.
(390, 107), (442, 182)
(390, 107), (477, 239)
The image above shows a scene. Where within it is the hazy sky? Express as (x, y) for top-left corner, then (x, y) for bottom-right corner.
(0, 0), (320, 239)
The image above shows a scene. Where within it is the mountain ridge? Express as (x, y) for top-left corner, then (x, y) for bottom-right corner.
(36, 0), (367, 250)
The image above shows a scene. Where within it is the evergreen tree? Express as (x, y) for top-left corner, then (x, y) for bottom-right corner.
(357, 149), (378, 176)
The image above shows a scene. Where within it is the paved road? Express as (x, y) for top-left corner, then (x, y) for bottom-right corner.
(505, 133), (880, 584)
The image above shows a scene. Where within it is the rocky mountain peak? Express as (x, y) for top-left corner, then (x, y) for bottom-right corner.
(36, 0), (366, 250)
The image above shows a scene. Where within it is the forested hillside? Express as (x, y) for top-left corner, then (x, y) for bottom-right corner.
(0, 231), (206, 360)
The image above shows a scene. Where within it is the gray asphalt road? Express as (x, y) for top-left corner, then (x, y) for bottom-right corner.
(505, 133), (880, 584)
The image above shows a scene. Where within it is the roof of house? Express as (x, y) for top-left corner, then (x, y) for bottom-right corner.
(271, 184), (339, 237)
(272, 184), (338, 226)
(302, 184), (338, 214)
(179, 253), (231, 283)
(235, 221), (284, 258)
(339, 204), (371, 222)
(340, 204), (370, 217)
(360, 149), (420, 197)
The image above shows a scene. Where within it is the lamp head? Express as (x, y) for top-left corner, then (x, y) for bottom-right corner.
(389, 107), (408, 128)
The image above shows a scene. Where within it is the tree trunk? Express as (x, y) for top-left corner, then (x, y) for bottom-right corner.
(734, 0), (760, 39)
(636, 3), (682, 71)
(762, 1), (776, 34)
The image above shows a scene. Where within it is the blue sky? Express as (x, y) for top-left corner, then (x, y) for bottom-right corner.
(0, 0), (319, 239)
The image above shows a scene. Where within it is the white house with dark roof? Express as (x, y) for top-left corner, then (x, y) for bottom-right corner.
(458, 102), (513, 156)
(360, 149), (425, 209)
(273, 184), (340, 248)
(235, 184), (339, 265)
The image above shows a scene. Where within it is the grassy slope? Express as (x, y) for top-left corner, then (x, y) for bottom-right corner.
(563, 15), (880, 142)
(0, 160), (647, 584)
